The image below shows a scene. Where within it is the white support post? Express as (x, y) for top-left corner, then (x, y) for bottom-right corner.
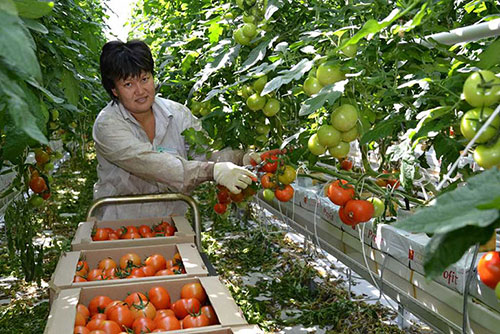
(426, 18), (500, 45)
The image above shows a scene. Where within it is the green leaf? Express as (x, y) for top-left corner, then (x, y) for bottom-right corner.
(477, 39), (500, 70)
(14, 0), (54, 19)
(394, 168), (500, 234)
(299, 81), (346, 116)
(359, 115), (404, 146)
(61, 69), (79, 105)
(28, 79), (64, 104)
(208, 22), (223, 44)
(21, 18), (48, 34)
(261, 58), (314, 96)
(423, 223), (498, 279)
(0, 8), (42, 81)
(265, 0), (283, 21)
(2, 124), (31, 163)
(477, 196), (500, 210)
(236, 36), (278, 74)
(433, 134), (461, 173)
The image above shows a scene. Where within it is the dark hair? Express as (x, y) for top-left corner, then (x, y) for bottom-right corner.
(99, 40), (155, 102)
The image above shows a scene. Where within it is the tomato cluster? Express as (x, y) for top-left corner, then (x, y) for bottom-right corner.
(327, 179), (374, 227)
(303, 62), (345, 97)
(459, 70), (500, 169)
(258, 149), (296, 203)
(213, 184), (257, 215)
(308, 103), (359, 160)
(478, 251), (500, 299)
(73, 282), (218, 333)
(73, 252), (185, 283)
(27, 146), (61, 206)
(91, 222), (176, 241)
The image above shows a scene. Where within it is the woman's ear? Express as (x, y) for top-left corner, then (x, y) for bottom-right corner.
(111, 87), (118, 97)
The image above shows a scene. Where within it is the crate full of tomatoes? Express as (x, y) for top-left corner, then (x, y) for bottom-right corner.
(45, 277), (248, 334)
(71, 216), (195, 251)
(49, 243), (208, 300)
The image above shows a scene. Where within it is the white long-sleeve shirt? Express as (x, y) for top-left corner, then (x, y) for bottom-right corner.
(92, 96), (243, 220)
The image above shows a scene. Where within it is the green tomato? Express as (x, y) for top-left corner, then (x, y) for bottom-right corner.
(367, 197), (384, 217)
(460, 107), (499, 143)
(330, 104), (358, 132)
(316, 63), (345, 86)
(256, 124), (270, 135)
(317, 125), (341, 147)
(247, 93), (267, 111)
(190, 100), (202, 115)
(253, 75), (268, 93)
(308, 133), (327, 156)
(29, 195), (44, 208)
(44, 162), (54, 172)
(242, 14), (255, 23)
(263, 98), (280, 116)
(51, 109), (59, 121)
(255, 134), (268, 144)
(303, 77), (323, 96)
(240, 85), (254, 99)
(262, 189), (275, 202)
(328, 141), (350, 159)
(463, 70), (500, 107)
(242, 23), (257, 38)
(340, 43), (357, 58)
(234, 28), (251, 46)
(224, 12), (234, 20)
(341, 126), (359, 142)
(474, 138), (500, 169)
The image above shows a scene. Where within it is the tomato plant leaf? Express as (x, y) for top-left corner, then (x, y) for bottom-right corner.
(423, 223), (499, 280)
(299, 81), (346, 116)
(477, 39), (500, 70)
(477, 196), (500, 210)
(61, 69), (79, 106)
(14, 0), (54, 19)
(265, 0), (284, 21)
(394, 168), (500, 234)
(236, 36), (278, 74)
(359, 115), (404, 146)
(432, 134), (461, 175)
(261, 58), (314, 96)
(0, 8), (42, 81)
(21, 18), (48, 34)
(208, 22), (223, 44)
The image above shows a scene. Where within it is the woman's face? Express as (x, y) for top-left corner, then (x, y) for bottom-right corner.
(112, 71), (155, 115)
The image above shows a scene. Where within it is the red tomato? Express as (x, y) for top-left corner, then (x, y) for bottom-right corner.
(260, 173), (276, 189)
(74, 275), (87, 283)
(229, 192), (245, 203)
(132, 317), (156, 334)
(153, 315), (181, 331)
(73, 326), (90, 334)
(76, 261), (89, 277)
(91, 313), (107, 321)
(164, 225), (175, 236)
(87, 269), (106, 282)
(182, 313), (210, 328)
(180, 282), (207, 305)
(148, 286), (171, 310)
(340, 159), (353, 171)
(327, 180), (355, 206)
(262, 155), (279, 173)
(92, 228), (109, 241)
(85, 319), (104, 331)
(97, 320), (122, 334)
(171, 298), (201, 319)
(77, 304), (90, 320)
(138, 225), (153, 237)
(130, 301), (156, 319)
(29, 176), (47, 193)
(129, 268), (146, 277)
(88, 296), (113, 316)
(119, 253), (141, 269)
(338, 206), (356, 226)
(107, 305), (134, 328)
(344, 200), (374, 224)
(75, 312), (87, 326)
(98, 258), (117, 271)
(141, 265), (156, 277)
(155, 269), (175, 276)
(214, 203), (227, 214)
(217, 188), (231, 204)
(201, 305), (218, 325)
(108, 232), (119, 240)
(124, 292), (148, 307)
(275, 185), (294, 202)
(153, 309), (175, 321)
(478, 251), (500, 289)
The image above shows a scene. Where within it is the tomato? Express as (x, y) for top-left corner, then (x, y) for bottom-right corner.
(317, 125), (341, 148)
(263, 98), (280, 117)
(303, 77), (323, 96)
(148, 286), (171, 310)
(327, 180), (355, 206)
(331, 104), (358, 132)
(340, 159), (353, 171)
(308, 133), (327, 156)
(87, 269), (106, 281)
(74, 326), (90, 334)
(74, 275), (87, 282)
(316, 63), (345, 86)
(234, 28), (251, 45)
(29, 176), (47, 193)
(261, 155), (278, 173)
(98, 258), (117, 271)
(124, 292), (148, 307)
(341, 126), (359, 142)
(92, 228), (109, 241)
(242, 23), (257, 38)
(478, 251), (500, 289)
(138, 225), (153, 237)
(474, 137), (500, 169)
(41, 191), (51, 200)
(230, 191), (245, 203)
(132, 317), (156, 334)
(181, 282), (207, 305)
(155, 268), (175, 276)
(344, 199), (374, 224)
(29, 195), (44, 207)
(275, 185), (294, 202)
(86, 319), (104, 331)
(328, 141), (350, 159)
(171, 298), (201, 319)
(75, 312), (87, 326)
(77, 304), (90, 320)
(119, 253), (141, 269)
(34, 149), (50, 165)
(76, 261), (89, 277)
(261, 173), (276, 189)
(88, 296), (113, 316)
(130, 300), (156, 319)
(247, 93), (267, 111)
(367, 197), (384, 217)
(460, 107), (499, 143)
(256, 124), (270, 135)
(262, 188), (275, 202)
(214, 203), (227, 215)
(153, 309), (175, 321)
(154, 315), (181, 331)
(201, 305), (218, 325)
(140, 265), (155, 277)
(340, 43), (357, 58)
(164, 224), (175, 236)
(463, 70), (500, 107)
(253, 75), (267, 93)
(217, 188), (231, 204)
(278, 165), (296, 185)
(182, 313), (210, 328)
(144, 254), (166, 272)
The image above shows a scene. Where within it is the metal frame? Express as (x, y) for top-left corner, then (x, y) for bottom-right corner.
(86, 193), (202, 250)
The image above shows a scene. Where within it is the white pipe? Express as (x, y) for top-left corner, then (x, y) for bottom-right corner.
(426, 18), (500, 45)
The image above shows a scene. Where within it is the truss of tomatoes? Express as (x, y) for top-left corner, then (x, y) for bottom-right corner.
(73, 282), (219, 333)
(327, 179), (374, 227)
(257, 149), (296, 203)
(73, 252), (186, 283)
(213, 183), (257, 215)
(91, 221), (176, 241)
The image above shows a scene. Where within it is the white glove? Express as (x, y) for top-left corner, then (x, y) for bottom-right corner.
(214, 162), (256, 194)
(242, 151), (262, 166)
